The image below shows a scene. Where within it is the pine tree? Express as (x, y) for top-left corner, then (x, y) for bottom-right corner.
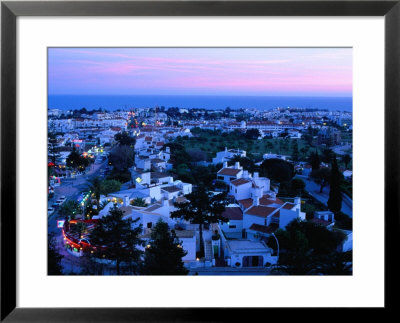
(171, 187), (228, 258)
(89, 207), (144, 275)
(141, 220), (188, 275)
(328, 157), (342, 214)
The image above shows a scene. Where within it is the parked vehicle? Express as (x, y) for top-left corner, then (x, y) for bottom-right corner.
(48, 207), (55, 215)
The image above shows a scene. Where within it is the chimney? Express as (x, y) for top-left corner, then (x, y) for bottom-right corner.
(162, 199), (169, 207)
(225, 146), (228, 152)
(270, 191), (276, 201)
(223, 161), (228, 168)
(253, 196), (259, 206)
(243, 170), (249, 179)
(166, 147), (170, 153)
(123, 196), (130, 206)
(235, 162), (240, 169)
(294, 197), (301, 207)
(253, 172), (259, 178)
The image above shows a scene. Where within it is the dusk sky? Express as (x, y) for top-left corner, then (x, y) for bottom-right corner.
(48, 48), (352, 97)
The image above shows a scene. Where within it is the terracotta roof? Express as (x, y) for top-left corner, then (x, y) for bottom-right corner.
(222, 207), (243, 221)
(218, 168), (241, 176)
(245, 206), (279, 218)
(162, 186), (181, 193)
(249, 223), (279, 234)
(151, 172), (169, 179)
(156, 142), (164, 146)
(238, 198), (253, 209)
(231, 178), (251, 187)
(282, 202), (296, 210)
(145, 136), (152, 141)
(259, 195), (284, 206)
(144, 204), (162, 212)
(174, 196), (187, 204)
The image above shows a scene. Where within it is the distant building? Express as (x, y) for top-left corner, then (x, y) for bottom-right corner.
(212, 147), (246, 165)
(317, 127), (341, 146)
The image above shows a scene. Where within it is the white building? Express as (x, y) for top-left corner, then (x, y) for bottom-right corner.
(212, 147), (246, 165)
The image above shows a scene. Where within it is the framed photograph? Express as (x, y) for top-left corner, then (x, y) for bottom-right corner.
(1, 0), (398, 321)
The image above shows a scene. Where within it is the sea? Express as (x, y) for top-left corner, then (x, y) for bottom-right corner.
(48, 95), (352, 112)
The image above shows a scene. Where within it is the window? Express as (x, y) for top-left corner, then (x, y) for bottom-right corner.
(147, 222), (152, 228)
(229, 225), (236, 229)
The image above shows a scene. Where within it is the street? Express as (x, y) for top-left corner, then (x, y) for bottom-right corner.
(48, 159), (110, 273)
(296, 175), (353, 217)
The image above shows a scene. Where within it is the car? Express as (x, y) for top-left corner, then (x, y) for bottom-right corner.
(51, 203), (59, 209)
(47, 207), (55, 215)
(59, 196), (66, 201)
(56, 199), (64, 205)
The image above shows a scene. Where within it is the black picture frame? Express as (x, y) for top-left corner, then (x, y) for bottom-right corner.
(1, 0), (399, 321)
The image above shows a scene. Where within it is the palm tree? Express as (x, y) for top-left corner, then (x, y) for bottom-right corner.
(87, 176), (102, 209)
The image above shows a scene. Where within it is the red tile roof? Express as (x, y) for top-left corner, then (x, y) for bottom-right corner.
(218, 168), (241, 176)
(249, 223), (279, 234)
(222, 207), (243, 221)
(282, 203), (296, 210)
(231, 178), (251, 187)
(238, 198), (253, 209)
(245, 206), (279, 218)
(259, 195), (284, 205)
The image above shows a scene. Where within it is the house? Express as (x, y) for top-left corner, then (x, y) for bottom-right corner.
(217, 161), (243, 184)
(309, 210), (335, 228)
(212, 147), (246, 165)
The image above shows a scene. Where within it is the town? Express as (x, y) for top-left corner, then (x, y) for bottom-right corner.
(48, 105), (353, 275)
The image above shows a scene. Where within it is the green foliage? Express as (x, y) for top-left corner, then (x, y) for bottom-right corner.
(171, 187), (229, 258)
(130, 198), (148, 207)
(106, 168), (132, 183)
(244, 128), (261, 140)
(141, 220), (188, 275)
(260, 158), (294, 183)
(328, 158), (342, 214)
(310, 167), (331, 193)
(89, 207), (144, 275)
(308, 150), (320, 170)
(100, 179), (122, 196)
(48, 232), (64, 275)
(108, 145), (135, 171)
(114, 132), (136, 147)
(59, 199), (81, 219)
(342, 154), (351, 169)
(66, 147), (89, 170)
(269, 220), (350, 275)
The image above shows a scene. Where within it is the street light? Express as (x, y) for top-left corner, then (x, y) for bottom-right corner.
(271, 232), (279, 263)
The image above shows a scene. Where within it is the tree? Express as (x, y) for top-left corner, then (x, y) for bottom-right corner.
(260, 158), (294, 183)
(66, 147), (84, 169)
(328, 157), (343, 214)
(114, 132), (136, 147)
(321, 148), (335, 164)
(171, 188), (228, 258)
(308, 150), (320, 170)
(130, 198), (148, 207)
(101, 179), (122, 196)
(89, 207), (144, 275)
(310, 167), (331, 193)
(269, 220), (348, 275)
(87, 177), (103, 209)
(290, 178), (306, 195)
(141, 220), (188, 275)
(59, 199), (81, 219)
(291, 140), (299, 162)
(48, 232), (64, 275)
(244, 128), (261, 140)
(342, 154), (351, 169)
(108, 145), (135, 171)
